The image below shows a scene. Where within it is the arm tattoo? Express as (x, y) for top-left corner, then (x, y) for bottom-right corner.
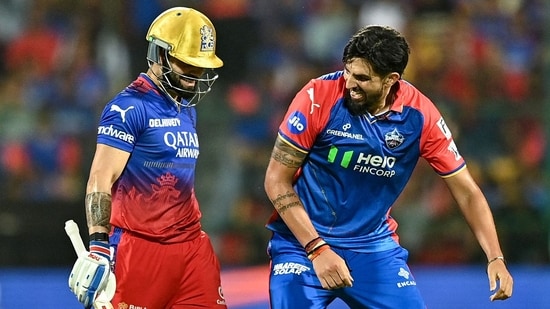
(85, 192), (112, 230)
(272, 139), (306, 168)
(271, 191), (302, 214)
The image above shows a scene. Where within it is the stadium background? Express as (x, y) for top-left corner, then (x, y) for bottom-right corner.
(0, 0), (549, 308)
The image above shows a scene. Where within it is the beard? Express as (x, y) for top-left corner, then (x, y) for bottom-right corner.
(344, 86), (385, 116)
(164, 71), (197, 100)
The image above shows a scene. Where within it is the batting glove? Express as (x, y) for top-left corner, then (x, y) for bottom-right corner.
(68, 241), (111, 309)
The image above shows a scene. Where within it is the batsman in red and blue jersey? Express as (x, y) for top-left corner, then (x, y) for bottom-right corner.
(68, 7), (228, 309)
(264, 25), (513, 308)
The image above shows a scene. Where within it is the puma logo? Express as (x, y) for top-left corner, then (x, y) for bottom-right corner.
(307, 88), (320, 114)
(110, 104), (135, 123)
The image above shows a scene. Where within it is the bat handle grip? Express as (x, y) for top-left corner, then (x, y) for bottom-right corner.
(65, 219), (87, 256)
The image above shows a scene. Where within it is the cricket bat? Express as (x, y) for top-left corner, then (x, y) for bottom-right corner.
(65, 220), (115, 309)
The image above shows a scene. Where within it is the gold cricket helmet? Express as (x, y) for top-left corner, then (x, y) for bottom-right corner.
(146, 7), (223, 69)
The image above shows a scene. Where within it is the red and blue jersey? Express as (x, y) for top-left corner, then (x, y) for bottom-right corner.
(266, 71), (465, 253)
(97, 74), (202, 243)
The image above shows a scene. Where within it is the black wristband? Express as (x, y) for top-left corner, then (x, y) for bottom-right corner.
(89, 232), (109, 242)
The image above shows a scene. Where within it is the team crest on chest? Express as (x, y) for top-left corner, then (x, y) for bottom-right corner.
(385, 128), (404, 149)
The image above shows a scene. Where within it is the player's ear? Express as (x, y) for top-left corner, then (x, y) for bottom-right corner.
(385, 73), (400, 86)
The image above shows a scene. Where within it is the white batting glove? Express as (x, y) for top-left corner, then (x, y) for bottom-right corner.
(68, 241), (112, 309)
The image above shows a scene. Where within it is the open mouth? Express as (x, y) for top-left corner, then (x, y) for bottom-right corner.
(349, 88), (364, 101)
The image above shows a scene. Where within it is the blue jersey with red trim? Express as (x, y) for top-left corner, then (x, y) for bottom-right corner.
(97, 73), (202, 243)
(266, 71), (465, 253)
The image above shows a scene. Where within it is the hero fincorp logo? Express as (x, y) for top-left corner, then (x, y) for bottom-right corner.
(287, 111), (307, 134)
(164, 131), (200, 158)
(97, 125), (135, 144)
(327, 146), (396, 178)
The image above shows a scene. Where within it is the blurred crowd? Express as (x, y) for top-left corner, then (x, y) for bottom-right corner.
(0, 0), (548, 266)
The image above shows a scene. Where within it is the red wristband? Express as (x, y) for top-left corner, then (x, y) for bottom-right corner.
(308, 244), (330, 261)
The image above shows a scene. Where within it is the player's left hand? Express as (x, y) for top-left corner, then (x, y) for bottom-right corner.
(487, 258), (513, 301)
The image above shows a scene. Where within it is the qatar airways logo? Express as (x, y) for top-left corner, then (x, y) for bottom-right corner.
(164, 131), (199, 158)
(97, 125), (135, 144)
(327, 146), (396, 178)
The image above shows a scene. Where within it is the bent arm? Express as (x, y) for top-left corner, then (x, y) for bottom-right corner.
(264, 136), (319, 247)
(265, 136), (355, 289)
(85, 144), (130, 234)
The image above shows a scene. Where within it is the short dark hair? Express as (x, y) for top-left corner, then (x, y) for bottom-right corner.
(342, 25), (410, 77)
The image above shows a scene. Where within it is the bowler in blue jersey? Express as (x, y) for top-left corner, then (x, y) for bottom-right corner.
(264, 25), (513, 309)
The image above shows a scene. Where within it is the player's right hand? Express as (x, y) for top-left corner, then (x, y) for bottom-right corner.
(68, 241), (111, 309)
(312, 248), (354, 290)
